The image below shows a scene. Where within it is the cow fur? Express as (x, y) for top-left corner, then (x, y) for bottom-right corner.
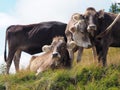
(27, 36), (71, 75)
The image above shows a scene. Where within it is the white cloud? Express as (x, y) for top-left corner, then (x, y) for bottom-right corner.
(14, 0), (112, 24)
(0, 13), (19, 28)
(20, 52), (31, 69)
(0, 0), (112, 27)
(112, 0), (120, 3)
(0, 0), (111, 27)
(0, 55), (5, 64)
(15, 0), (83, 24)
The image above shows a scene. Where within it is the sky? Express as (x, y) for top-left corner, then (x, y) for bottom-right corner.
(0, 0), (119, 73)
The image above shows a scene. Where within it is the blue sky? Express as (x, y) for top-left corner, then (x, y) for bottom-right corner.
(0, 0), (119, 72)
(0, 0), (16, 13)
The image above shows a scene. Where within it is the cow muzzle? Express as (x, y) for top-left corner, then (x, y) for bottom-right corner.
(52, 52), (61, 67)
(52, 52), (61, 58)
(87, 24), (97, 32)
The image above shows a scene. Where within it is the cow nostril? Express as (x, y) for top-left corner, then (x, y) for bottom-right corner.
(52, 52), (58, 58)
(91, 26), (96, 29)
(87, 44), (92, 48)
(87, 25), (96, 31)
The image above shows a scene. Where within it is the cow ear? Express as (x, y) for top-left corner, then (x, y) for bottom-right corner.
(98, 9), (104, 18)
(61, 37), (64, 41)
(42, 45), (52, 52)
(69, 26), (76, 33)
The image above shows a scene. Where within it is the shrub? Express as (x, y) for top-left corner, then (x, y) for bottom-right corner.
(76, 68), (92, 85)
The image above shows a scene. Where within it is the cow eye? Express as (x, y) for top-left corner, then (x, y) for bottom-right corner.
(52, 41), (57, 46)
(60, 46), (65, 50)
(84, 16), (89, 20)
(96, 13), (99, 17)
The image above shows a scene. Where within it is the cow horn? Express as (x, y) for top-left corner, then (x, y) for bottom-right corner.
(96, 13), (120, 39)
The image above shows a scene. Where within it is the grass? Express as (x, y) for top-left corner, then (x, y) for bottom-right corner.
(0, 47), (120, 90)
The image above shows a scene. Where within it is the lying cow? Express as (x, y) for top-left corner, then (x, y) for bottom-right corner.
(4, 21), (67, 74)
(83, 7), (120, 66)
(65, 13), (97, 63)
(27, 36), (71, 75)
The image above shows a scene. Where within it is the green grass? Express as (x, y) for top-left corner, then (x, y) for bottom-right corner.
(0, 48), (120, 90)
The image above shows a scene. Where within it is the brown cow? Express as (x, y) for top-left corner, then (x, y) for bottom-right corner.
(65, 13), (97, 63)
(83, 7), (120, 66)
(4, 21), (67, 74)
(27, 36), (71, 75)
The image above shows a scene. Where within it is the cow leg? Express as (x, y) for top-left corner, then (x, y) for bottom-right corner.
(14, 50), (21, 72)
(77, 47), (84, 62)
(96, 40), (109, 66)
(68, 49), (74, 64)
(95, 44), (103, 66)
(98, 46), (109, 66)
(98, 54), (105, 66)
(6, 50), (16, 74)
(67, 41), (78, 64)
(92, 45), (98, 64)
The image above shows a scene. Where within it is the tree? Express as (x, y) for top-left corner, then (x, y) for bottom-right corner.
(109, 3), (120, 14)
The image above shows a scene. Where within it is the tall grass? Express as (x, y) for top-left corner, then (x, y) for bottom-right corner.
(0, 47), (120, 90)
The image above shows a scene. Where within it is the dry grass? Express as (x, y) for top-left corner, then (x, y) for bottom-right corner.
(0, 47), (120, 90)
(73, 47), (120, 67)
(107, 48), (120, 65)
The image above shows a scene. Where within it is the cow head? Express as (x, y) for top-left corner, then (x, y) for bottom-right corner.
(84, 7), (104, 35)
(69, 13), (92, 48)
(69, 14), (87, 33)
(43, 36), (71, 68)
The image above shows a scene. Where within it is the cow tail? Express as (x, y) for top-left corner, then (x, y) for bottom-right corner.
(4, 28), (8, 62)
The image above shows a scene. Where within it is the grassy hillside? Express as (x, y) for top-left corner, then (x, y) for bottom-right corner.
(0, 48), (120, 90)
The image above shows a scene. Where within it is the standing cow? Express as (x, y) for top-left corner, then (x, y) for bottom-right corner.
(4, 21), (67, 74)
(83, 7), (120, 66)
(27, 36), (71, 75)
(65, 13), (97, 63)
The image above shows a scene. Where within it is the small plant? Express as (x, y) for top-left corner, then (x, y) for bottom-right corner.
(50, 71), (71, 90)
(0, 84), (5, 90)
(0, 64), (6, 75)
(76, 68), (92, 85)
